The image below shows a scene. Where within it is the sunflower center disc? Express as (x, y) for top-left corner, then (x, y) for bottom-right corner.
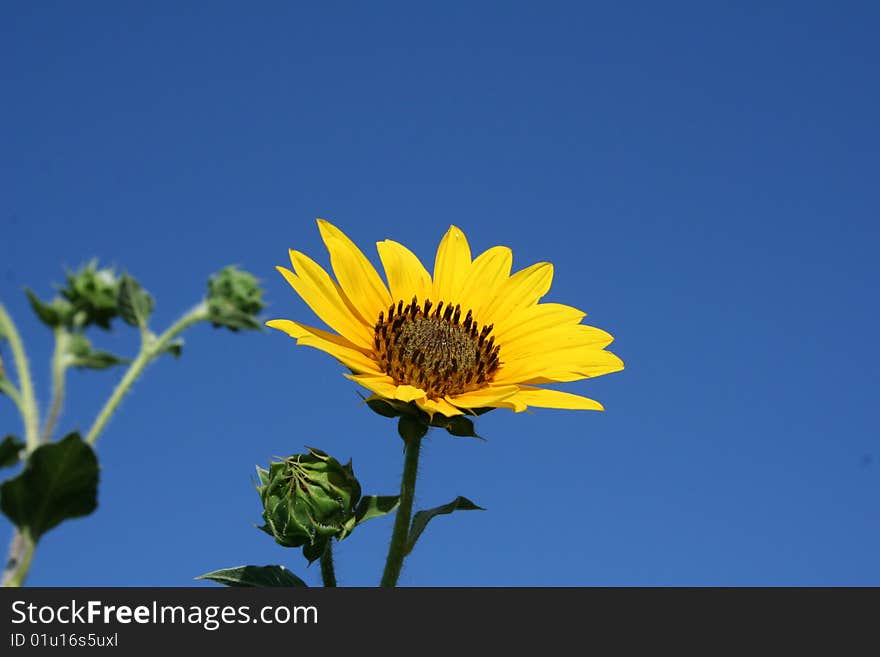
(373, 297), (501, 398)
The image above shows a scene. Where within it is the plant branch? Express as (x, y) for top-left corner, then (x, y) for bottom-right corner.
(84, 301), (208, 446)
(0, 303), (40, 450)
(41, 329), (69, 443)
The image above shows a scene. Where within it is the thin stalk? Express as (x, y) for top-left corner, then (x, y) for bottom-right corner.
(380, 437), (422, 587)
(41, 329), (69, 443)
(0, 303), (39, 449)
(0, 376), (25, 415)
(320, 541), (337, 587)
(85, 301), (208, 446)
(1, 530), (35, 587)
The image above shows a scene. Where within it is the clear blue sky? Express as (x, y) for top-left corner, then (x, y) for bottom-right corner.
(2, 2), (878, 586)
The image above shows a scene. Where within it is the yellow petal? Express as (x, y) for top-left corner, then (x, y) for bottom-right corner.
(345, 372), (398, 396)
(456, 246), (513, 322)
(501, 324), (615, 361)
(447, 384), (520, 410)
(432, 225), (472, 303)
(266, 319), (381, 374)
(376, 239), (432, 305)
(317, 219), (391, 325)
(394, 384), (428, 402)
(418, 396), (464, 418)
(494, 348), (624, 384)
(345, 374), (428, 404)
(277, 262), (373, 349)
(492, 302), (586, 344)
(505, 386), (605, 411)
(480, 262), (553, 327)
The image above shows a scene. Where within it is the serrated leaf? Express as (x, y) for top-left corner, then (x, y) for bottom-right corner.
(117, 275), (154, 329)
(0, 435), (25, 469)
(196, 565), (308, 587)
(405, 496), (484, 556)
(0, 432), (99, 542)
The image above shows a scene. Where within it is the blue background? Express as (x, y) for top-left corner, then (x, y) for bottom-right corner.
(1, 2), (877, 586)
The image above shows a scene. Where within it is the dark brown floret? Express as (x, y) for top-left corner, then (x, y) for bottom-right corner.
(373, 296), (502, 398)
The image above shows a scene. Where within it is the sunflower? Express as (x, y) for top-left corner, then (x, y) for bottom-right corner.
(267, 220), (624, 418)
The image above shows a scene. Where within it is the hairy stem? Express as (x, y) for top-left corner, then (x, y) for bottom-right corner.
(85, 302), (208, 446)
(380, 437), (422, 587)
(0, 303), (39, 450)
(1, 530), (35, 587)
(41, 329), (69, 443)
(320, 542), (337, 587)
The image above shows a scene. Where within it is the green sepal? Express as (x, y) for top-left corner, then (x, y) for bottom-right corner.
(66, 334), (128, 370)
(0, 435), (25, 469)
(117, 274), (154, 329)
(196, 565), (308, 587)
(405, 496), (485, 556)
(363, 394), (492, 439)
(301, 541), (327, 565)
(0, 432), (99, 542)
(432, 415), (485, 440)
(398, 414), (429, 442)
(206, 266), (266, 331)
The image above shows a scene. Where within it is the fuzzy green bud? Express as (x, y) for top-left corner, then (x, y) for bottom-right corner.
(206, 266), (266, 331)
(257, 448), (361, 560)
(60, 261), (122, 329)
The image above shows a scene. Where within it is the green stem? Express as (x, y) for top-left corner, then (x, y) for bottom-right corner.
(380, 436), (422, 587)
(84, 302), (208, 446)
(320, 541), (337, 587)
(1, 530), (35, 588)
(41, 329), (69, 443)
(0, 376), (25, 415)
(0, 303), (39, 450)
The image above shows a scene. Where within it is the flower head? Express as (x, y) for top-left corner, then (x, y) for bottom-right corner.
(268, 220), (623, 418)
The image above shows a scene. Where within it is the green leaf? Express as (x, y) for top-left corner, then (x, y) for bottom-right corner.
(0, 435), (25, 469)
(341, 495), (400, 537)
(406, 496), (485, 556)
(161, 337), (184, 359)
(354, 495), (400, 524)
(117, 274), (154, 329)
(66, 334), (128, 370)
(196, 565), (308, 587)
(24, 289), (67, 329)
(0, 432), (99, 542)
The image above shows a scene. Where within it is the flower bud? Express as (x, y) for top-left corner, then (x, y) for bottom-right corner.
(257, 448), (361, 559)
(206, 266), (266, 331)
(60, 261), (122, 329)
